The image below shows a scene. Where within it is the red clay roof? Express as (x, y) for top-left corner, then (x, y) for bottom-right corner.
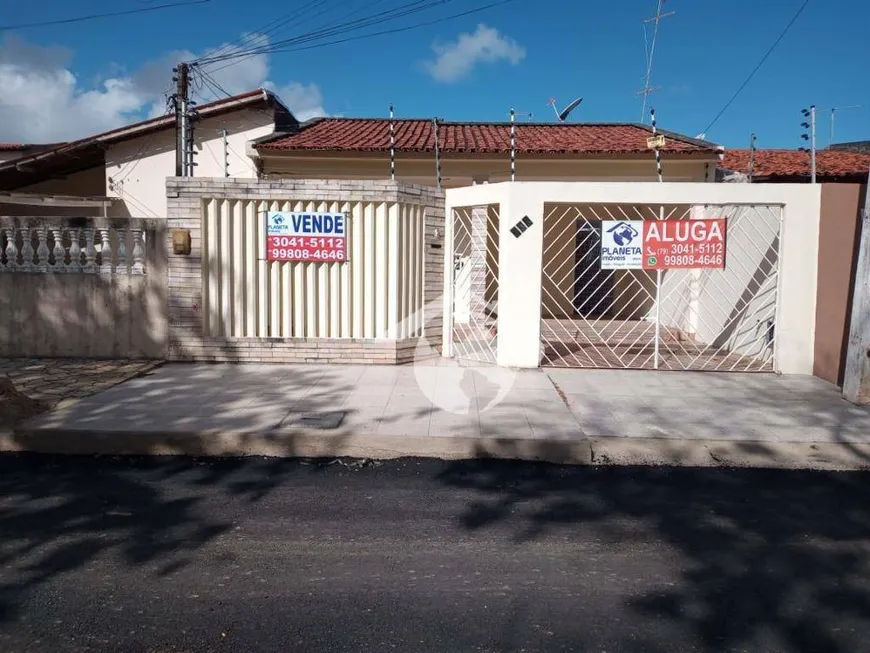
(257, 118), (719, 156)
(0, 143), (28, 151)
(723, 148), (870, 181)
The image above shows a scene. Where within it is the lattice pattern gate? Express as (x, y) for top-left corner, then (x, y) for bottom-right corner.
(539, 203), (782, 371)
(450, 205), (500, 363)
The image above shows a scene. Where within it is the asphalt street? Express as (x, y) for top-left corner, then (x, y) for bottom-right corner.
(1, 454), (869, 653)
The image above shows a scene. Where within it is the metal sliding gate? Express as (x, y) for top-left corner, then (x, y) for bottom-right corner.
(539, 202), (783, 371)
(450, 205), (500, 363)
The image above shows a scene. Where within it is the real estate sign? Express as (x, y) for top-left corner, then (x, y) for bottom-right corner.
(600, 219), (726, 270)
(266, 211), (348, 263)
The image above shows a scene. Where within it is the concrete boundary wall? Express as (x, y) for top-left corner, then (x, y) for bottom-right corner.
(445, 181), (822, 375)
(166, 178), (444, 363)
(814, 184), (866, 385)
(0, 216), (167, 359)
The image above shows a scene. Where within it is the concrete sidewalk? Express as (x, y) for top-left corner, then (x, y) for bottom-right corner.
(6, 363), (870, 470)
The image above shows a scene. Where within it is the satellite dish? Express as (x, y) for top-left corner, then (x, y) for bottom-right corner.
(549, 97), (584, 122)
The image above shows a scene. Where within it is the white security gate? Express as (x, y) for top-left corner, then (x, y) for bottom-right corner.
(539, 202), (783, 371)
(450, 205), (500, 363)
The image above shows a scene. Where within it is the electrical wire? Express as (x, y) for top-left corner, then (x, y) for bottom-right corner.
(202, 0), (392, 75)
(201, 0), (517, 75)
(195, 0), (457, 65)
(701, 0), (811, 135)
(261, 0), (518, 56)
(202, 0), (334, 64)
(0, 0), (211, 30)
(111, 90), (177, 184)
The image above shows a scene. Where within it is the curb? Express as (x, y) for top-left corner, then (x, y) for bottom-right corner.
(4, 426), (870, 471)
(2, 428), (595, 464)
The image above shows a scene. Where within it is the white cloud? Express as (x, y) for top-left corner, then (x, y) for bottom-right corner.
(0, 33), (327, 142)
(266, 82), (325, 122)
(423, 23), (525, 83)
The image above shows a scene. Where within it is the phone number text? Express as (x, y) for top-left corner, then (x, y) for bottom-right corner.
(269, 248), (346, 262)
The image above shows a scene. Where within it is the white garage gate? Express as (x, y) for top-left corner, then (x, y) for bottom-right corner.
(443, 182), (819, 376)
(538, 202), (783, 371)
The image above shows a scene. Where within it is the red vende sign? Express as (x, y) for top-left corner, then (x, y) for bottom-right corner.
(642, 219), (726, 270)
(267, 234), (346, 262)
(266, 212), (348, 263)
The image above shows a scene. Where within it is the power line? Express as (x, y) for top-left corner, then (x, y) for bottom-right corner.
(196, 0), (453, 64)
(267, 0), (516, 56)
(201, 0), (517, 72)
(202, 0), (334, 65)
(701, 0), (811, 135)
(0, 0), (211, 30)
(202, 0), (393, 76)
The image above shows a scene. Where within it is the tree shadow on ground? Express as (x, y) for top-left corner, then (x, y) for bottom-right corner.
(0, 364), (357, 627)
(437, 458), (870, 653)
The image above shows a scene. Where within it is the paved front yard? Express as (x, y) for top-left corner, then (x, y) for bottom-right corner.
(18, 362), (870, 445)
(0, 359), (162, 426)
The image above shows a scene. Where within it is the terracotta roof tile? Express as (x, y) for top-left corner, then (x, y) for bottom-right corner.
(258, 118), (718, 155)
(723, 149), (870, 181)
(0, 143), (27, 151)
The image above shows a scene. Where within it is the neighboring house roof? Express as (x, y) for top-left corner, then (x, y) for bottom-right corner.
(722, 148), (870, 182)
(0, 143), (28, 151)
(255, 118), (721, 157)
(829, 140), (870, 154)
(0, 89), (293, 190)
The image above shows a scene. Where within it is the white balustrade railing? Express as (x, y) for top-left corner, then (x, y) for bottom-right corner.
(0, 221), (150, 275)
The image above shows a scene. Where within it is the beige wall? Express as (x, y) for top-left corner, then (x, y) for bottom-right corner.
(105, 109), (277, 218)
(262, 153), (716, 187)
(0, 217), (167, 359)
(814, 184), (866, 385)
(6, 167), (109, 217)
(166, 177), (445, 364)
(19, 166), (106, 196)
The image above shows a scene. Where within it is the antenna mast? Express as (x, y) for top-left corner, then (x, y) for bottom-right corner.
(638, 0), (674, 123)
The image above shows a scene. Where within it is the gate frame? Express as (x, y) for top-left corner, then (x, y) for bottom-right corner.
(444, 181), (822, 375)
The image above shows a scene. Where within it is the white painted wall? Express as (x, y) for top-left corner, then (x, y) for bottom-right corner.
(105, 109), (276, 218)
(445, 181), (822, 375)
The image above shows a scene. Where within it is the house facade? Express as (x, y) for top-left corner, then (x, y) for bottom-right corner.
(252, 118), (722, 185)
(0, 90), (295, 217)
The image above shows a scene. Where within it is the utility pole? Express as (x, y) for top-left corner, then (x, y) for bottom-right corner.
(222, 129), (229, 178)
(638, 0), (674, 122)
(173, 62), (189, 177)
(433, 117), (442, 191)
(843, 165), (870, 404)
(748, 133), (757, 182)
(800, 105), (816, 183)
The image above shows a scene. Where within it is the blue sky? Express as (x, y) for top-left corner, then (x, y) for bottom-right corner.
(1, 0), (868, 148)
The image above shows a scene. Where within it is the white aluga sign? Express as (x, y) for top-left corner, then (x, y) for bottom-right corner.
(600, 221), (643, 270)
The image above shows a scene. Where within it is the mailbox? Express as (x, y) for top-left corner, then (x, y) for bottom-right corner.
(171, 229), (191, 255)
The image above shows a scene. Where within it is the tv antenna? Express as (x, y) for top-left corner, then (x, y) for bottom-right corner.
(548, 97), (583, 122)
(637, 0), (674, 122)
